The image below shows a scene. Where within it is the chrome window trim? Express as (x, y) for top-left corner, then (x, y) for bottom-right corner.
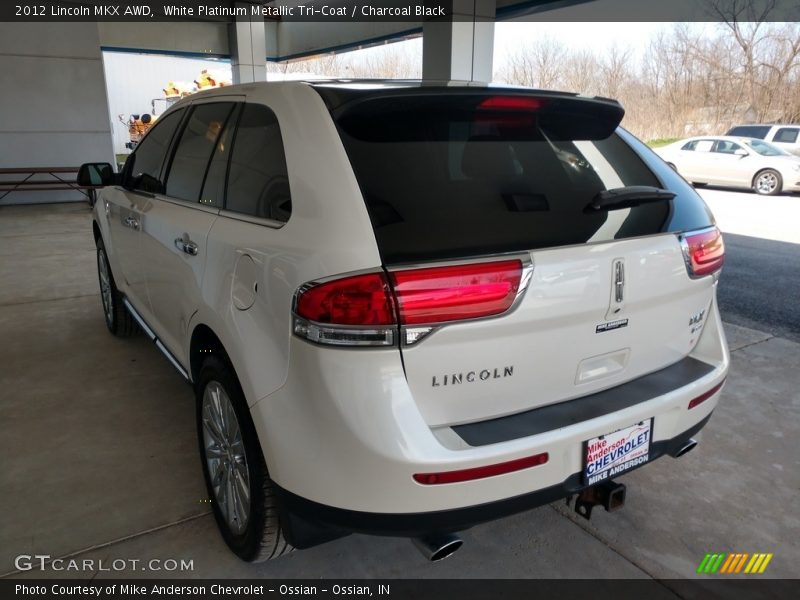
(218, 209), (286, 229)
(154, 193), (221, 215)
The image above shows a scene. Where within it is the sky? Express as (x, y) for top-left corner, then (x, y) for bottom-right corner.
(494, 21), (669, 57)
(492, 21), (726, 62)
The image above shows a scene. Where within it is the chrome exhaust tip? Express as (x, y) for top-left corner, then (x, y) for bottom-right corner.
(673, 438), (698, 458)
(412, 533), (463, 562)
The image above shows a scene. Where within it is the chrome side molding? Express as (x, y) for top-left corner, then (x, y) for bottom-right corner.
(122, 298), (190, 382)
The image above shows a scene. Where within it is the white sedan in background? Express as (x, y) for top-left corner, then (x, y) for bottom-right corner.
(655, 136), (800, 196)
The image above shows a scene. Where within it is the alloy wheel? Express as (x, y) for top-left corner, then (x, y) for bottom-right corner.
(201, 381), (251, 535)
(756, 172), (778, 194)
(97, 249), (113, 325)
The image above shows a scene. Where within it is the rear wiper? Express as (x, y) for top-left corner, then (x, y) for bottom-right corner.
(587, 186), (676, 211)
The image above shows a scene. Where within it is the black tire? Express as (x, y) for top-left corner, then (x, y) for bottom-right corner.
(753, 169), (783, 196)
(96, 238), (137, 337)
(195, 354), (293, 562)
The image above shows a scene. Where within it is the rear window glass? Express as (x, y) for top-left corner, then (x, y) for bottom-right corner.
(727, 125), (771, 139)
(773, 127), (799, 143)
(331, 93), (713, 263)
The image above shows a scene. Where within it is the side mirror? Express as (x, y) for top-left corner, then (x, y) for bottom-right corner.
(734, 148), (749, 157)
(77, 162), (114, 187)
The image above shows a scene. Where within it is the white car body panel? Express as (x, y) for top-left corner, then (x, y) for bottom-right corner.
(100, 187), (149, 312)
(252, 299), (728, 513)
(140, 196), (217, 361)
(195, 84), (383, 403)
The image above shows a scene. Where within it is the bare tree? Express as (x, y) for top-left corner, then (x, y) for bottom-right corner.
(599, 44), (631, 99)
(503, 36), (567, 89)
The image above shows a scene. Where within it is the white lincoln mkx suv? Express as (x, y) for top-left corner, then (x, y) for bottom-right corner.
(80, 80), (729, 562)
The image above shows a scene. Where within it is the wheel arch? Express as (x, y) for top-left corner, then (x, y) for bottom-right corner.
(189, 323), (228, 384)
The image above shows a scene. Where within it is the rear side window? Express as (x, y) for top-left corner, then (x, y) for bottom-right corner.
(225, 103), (292, 223)
(681, 140), (713, 152)
(773, 127), (799, 143)
(125, 108), (184, 193)
(727, 125), (770, 139)
(331, 93), (713, 263)
(165, 102), (235, 203)
(200, 105), (239, 208)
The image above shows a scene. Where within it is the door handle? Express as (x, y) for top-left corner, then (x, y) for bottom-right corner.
(123, 215), (139, 230)
(174, 237), (198, 256)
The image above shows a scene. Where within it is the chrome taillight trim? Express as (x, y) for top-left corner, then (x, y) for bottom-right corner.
(293, 316), (396, 347)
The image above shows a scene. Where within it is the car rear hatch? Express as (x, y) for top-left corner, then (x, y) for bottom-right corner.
(312, 84), (723, 427)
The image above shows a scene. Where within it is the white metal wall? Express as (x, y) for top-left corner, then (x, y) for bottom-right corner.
(102, 51), (232, 155)
(0, 23), (115, 205)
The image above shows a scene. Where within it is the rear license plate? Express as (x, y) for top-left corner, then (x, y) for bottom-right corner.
(583, 419), (653, 485)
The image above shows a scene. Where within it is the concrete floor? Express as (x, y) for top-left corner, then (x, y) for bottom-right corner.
(1, 203), (798, 580)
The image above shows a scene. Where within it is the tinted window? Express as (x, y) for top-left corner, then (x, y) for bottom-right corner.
(681, 141), (698, 151)
(773, 127), (799, 143)
(713, 140), (743, 154)
(200, 105), (239, 208)
(333, 94), (713, 263)
(125, 109), (184, 193)
(166, 102), (234, 203)
(727, 125), (770, 139)
(226, 104), (291, 222)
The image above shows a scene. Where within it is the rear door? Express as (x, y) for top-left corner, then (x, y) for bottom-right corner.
(107, 108), (186, 315)
(677, 139), (716, 181)
(139, 100), (239, 363)
(331, 91), (717, 427)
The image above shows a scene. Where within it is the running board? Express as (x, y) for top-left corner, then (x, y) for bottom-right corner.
(122, 298), (190, 382)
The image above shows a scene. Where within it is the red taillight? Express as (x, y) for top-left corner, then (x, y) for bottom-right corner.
(413, 452), (549, 485)
(390, 260), (523, 326)
(682, 227), (725, 277)
(688, 380), (725, 410)
(477, 96), (546, 111)
(295, 273), (395, 326)
(293, 259), (527, 346)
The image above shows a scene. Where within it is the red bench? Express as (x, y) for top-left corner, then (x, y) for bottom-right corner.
(0, 167), (102, 205)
